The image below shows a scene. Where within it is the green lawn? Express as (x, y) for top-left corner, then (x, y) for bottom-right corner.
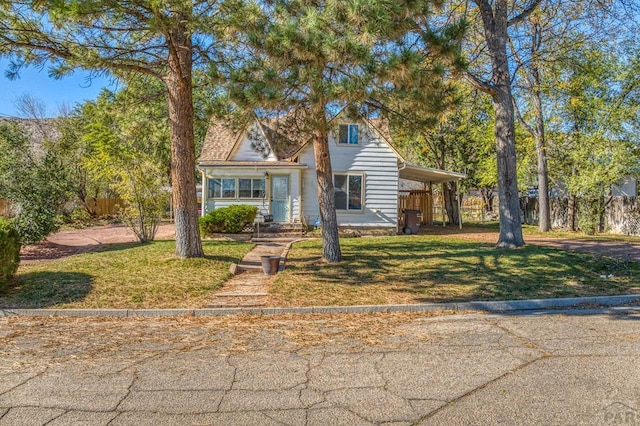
(270, 236), (640, 307)
(1, 241), (254, 309)
(451, 221), (640, 243)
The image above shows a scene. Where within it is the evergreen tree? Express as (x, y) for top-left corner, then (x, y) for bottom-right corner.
(0, 0), (235, 258)
(225, 0), (446, 262)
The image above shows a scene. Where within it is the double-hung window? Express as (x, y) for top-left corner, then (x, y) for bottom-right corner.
(334, 173), (364, 211)
(338, 124), (359, 145)
(238, 178), (266, 199)
(208, 178), (236, 199)
(209, 177), (266, 199)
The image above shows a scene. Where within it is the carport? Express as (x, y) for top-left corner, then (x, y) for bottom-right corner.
(398, 163), (466, 229)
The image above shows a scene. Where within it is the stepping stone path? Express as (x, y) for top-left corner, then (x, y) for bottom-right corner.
(207, 240), (295, 308)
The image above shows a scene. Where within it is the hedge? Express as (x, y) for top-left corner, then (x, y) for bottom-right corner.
(199, 205), (258, 236)
(0, 217), (21, 291)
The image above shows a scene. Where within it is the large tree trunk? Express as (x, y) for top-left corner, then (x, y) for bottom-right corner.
(529, 39), (551, 232)
(166, 19), (204, 259)
(533, 109), (551, 232)
(480, 187), (495, 214)
(443, 181), (460, 225)
(312, 124), (342, 263)
(477, 0), (524, 248)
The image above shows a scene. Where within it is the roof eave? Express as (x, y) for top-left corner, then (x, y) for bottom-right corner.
(400, 163), (466, 184)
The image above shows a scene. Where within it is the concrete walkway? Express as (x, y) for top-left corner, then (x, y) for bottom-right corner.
(208, 241), (293, 308)
(1, 309), (639, 425)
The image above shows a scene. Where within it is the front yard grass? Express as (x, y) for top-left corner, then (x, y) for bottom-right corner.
(1, 241), (254, 309)
(270, 236), (640, 307)
(451, 221), (640, 243)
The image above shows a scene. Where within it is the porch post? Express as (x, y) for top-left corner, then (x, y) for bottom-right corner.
(457, 181), (463, 230)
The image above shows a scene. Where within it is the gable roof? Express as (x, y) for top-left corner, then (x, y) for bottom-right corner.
(200, 108), (390, 165)
(199, 112), (310, 164)
(257, 116), (308, 160)
(198, 111), (465, 183)
(199, 118), (243, 162)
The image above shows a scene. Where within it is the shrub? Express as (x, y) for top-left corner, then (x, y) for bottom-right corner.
(199, 205), (258, 236)
(0, 217), (21, 291)
(577, 198), (600, 236)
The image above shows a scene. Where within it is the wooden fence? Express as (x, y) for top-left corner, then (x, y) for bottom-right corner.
(85, 198), (126, 216)
(522, 196), (640, 235)
(0, 198), (126, 218)
(398, 190), (433, 226)
(0, 199), (12, 217)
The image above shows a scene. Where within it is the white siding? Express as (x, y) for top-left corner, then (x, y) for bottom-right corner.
(202, 167), (302, 222)
(229, 122), (278, 162)
(300, 117), (399, 227)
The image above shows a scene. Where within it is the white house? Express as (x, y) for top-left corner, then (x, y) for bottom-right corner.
(197, 110), (465, 231)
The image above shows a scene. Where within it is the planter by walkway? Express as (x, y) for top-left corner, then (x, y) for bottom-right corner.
(261, 256), (281, 275)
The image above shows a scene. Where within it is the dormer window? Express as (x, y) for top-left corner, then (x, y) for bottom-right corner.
(338, 124), (359, 145)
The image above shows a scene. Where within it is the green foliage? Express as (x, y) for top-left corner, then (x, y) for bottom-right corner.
(199, 205), (258, 235)
(546, 41), (640, 231)
(577, 199), (599, 235)
(0, 217), (21, 291)
(0, 123), (74, 244)
(79, 83), (171, 242)
(115, 162), (170, 243)
(69, 207), (92, 224)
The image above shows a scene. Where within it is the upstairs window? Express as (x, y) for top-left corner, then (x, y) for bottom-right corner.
(338, 124), (359, 145)
(334, 173), (363, 211)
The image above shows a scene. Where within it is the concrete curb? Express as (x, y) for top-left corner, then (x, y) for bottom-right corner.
(280, 238), (307, 271)
(1, 294), (639, 318)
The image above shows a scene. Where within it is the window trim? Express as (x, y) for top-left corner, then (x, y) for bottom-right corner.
(238, 177), (267, 200)
(337, 124), (360, 145)
(208, 177), (267, 200)
(333, 172), (365, 212)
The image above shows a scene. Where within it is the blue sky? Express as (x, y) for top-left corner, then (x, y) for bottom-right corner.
(0, 58), (113, 118)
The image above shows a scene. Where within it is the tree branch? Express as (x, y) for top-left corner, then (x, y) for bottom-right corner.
(464, 71), (496, 96)
(508, 0), (543, 27)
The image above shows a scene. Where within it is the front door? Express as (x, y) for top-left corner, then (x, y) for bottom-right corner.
(271, 175), (290, 222)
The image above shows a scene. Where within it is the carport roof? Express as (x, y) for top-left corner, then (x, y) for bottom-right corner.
(399, 163), (466, 184)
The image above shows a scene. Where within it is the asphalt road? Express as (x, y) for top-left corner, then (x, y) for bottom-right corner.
(1, 309), (639, 425)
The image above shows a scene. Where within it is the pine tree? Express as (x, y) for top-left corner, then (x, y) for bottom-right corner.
(225, 0), (448, 262)
(0, 1), (235, 258)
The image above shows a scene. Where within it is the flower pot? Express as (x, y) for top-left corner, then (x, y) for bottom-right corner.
(260, 255), (281, 275)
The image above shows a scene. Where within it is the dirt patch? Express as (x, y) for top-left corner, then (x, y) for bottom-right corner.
(20, 223), (176, 263)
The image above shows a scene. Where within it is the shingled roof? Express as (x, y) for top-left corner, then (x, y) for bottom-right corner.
(198, 119), (243, 162)
(198, 110), (396, 165)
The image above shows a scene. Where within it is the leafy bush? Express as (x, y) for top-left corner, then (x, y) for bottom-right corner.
(199, 205), (258, 235)
(578, 198), (600, 235)
(0, 217), (21, 291)
(69, 207), (92, 224)
(0, 123), (74, 244)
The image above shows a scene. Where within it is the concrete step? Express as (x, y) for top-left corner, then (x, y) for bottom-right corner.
(251, 237), (304, 242)
(214, 292), (269, 297)
(207, 300), (267, 308)
(253, 223), (305, 238)
(252, 234), (303, 240)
